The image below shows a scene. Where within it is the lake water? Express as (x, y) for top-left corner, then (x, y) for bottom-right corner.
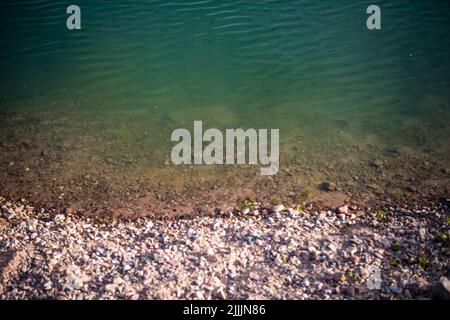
(1, 0), (449, 216)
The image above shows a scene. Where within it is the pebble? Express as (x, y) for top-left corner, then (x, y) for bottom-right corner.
(322, 181), (336, 192)
(272, 204), (285, 213)
(0, 196), (446, 301)
(419, 228), (426, 241)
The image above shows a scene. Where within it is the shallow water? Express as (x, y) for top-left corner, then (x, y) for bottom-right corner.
(1, 1), (449, 214)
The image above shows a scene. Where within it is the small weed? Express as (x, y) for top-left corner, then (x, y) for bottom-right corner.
(235, 197), (255, 212)
(376, 210), (388, 220)
(390, 257), (400, 267)
(437, 231), (448, 244)
(348, 271), (357, 282)
(393, 190), (404, 201)
(390, 241), (401, 252)
(294, 190), (310, 205)
(418, 256), (429, 269)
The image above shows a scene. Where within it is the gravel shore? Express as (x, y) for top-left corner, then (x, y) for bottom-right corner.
(0, 196), (449, 300)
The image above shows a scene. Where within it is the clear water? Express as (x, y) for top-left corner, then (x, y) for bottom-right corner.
(1, 0), (449, 212)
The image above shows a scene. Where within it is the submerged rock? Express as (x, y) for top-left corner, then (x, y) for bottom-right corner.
(322, 181), (336, 192)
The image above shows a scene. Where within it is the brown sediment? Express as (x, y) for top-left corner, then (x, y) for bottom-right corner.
(0, 105), (449, 220)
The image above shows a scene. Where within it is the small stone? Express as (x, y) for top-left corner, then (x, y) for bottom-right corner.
(351, 255), (360, 265)
(322, 181), (336, 192)
(367, 183), (379, 191)
(389, 284), (402, 294)
(28, 219), (38, 231)
(345, 246), (357, 256)
(302, 278), (310, 287)
(318, 211), (327, 221)
(54, 214), (65, 223)
(65, 265), (85, 291)
(274, 255), (284, 265)
(212, 286), (227, 300)
(241, 208), (250, 215)
(346, 286), (356, 297)
(308, 246), (319, 257)
(371, 160), (383, 168)
(249, 272), (260, 281)
(272, 204), (285, 213)
(44, 281), (52, 291)
(419, 228), (426, 241)
(432, 277), (450, 300)
(123, 264), (132, 272)
(337, 205), (348, 214)
(105, 283), (117, 293)
(333, 272), (344, 282)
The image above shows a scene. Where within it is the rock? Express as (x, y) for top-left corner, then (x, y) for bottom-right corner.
(419, 228), (426, 241)
(272, 205), (285, 213)
(346, 285), (356, 297)
(105, 276), (124, 293)
(43, 280), (52, 291)
(317, 211), (327, 221)
(212, 286), (227, 299)
(322, 181), (336, 192)
(432, 277), (450, 300)
(40, 149), (49, 157)
(249, 272), (260, 281)
(345, 246), (357, 256)
(241, 208), (250, 215)
(337, 205), (348, 214)
(370, 160), (383, 168)
(274, 255), (284, 265)
(367, 183), (379, 191)
(351, 255), (360, 265)
(28, 219), (38, 231)
(302, 278), (310, 287)
(65, 265), (85, 291)
(389, 284), (402, 294)
(308, 246), (319, 258)
(54, 214), (65, 223)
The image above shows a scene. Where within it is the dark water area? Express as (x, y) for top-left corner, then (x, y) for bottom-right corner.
(0, 1), (449, 216)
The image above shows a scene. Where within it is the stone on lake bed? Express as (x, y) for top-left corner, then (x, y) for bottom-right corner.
(370, 160), (383, 168)
(322, 181), (336, 192)
(272, 204), (285, 213)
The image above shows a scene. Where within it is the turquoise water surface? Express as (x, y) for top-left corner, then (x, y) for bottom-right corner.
(1, 0), (449, 211)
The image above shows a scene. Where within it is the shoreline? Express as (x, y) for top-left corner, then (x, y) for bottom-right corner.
(1, 195), (448, 300)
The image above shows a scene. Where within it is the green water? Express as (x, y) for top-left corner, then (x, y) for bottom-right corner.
(1, 0), (449, 213)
